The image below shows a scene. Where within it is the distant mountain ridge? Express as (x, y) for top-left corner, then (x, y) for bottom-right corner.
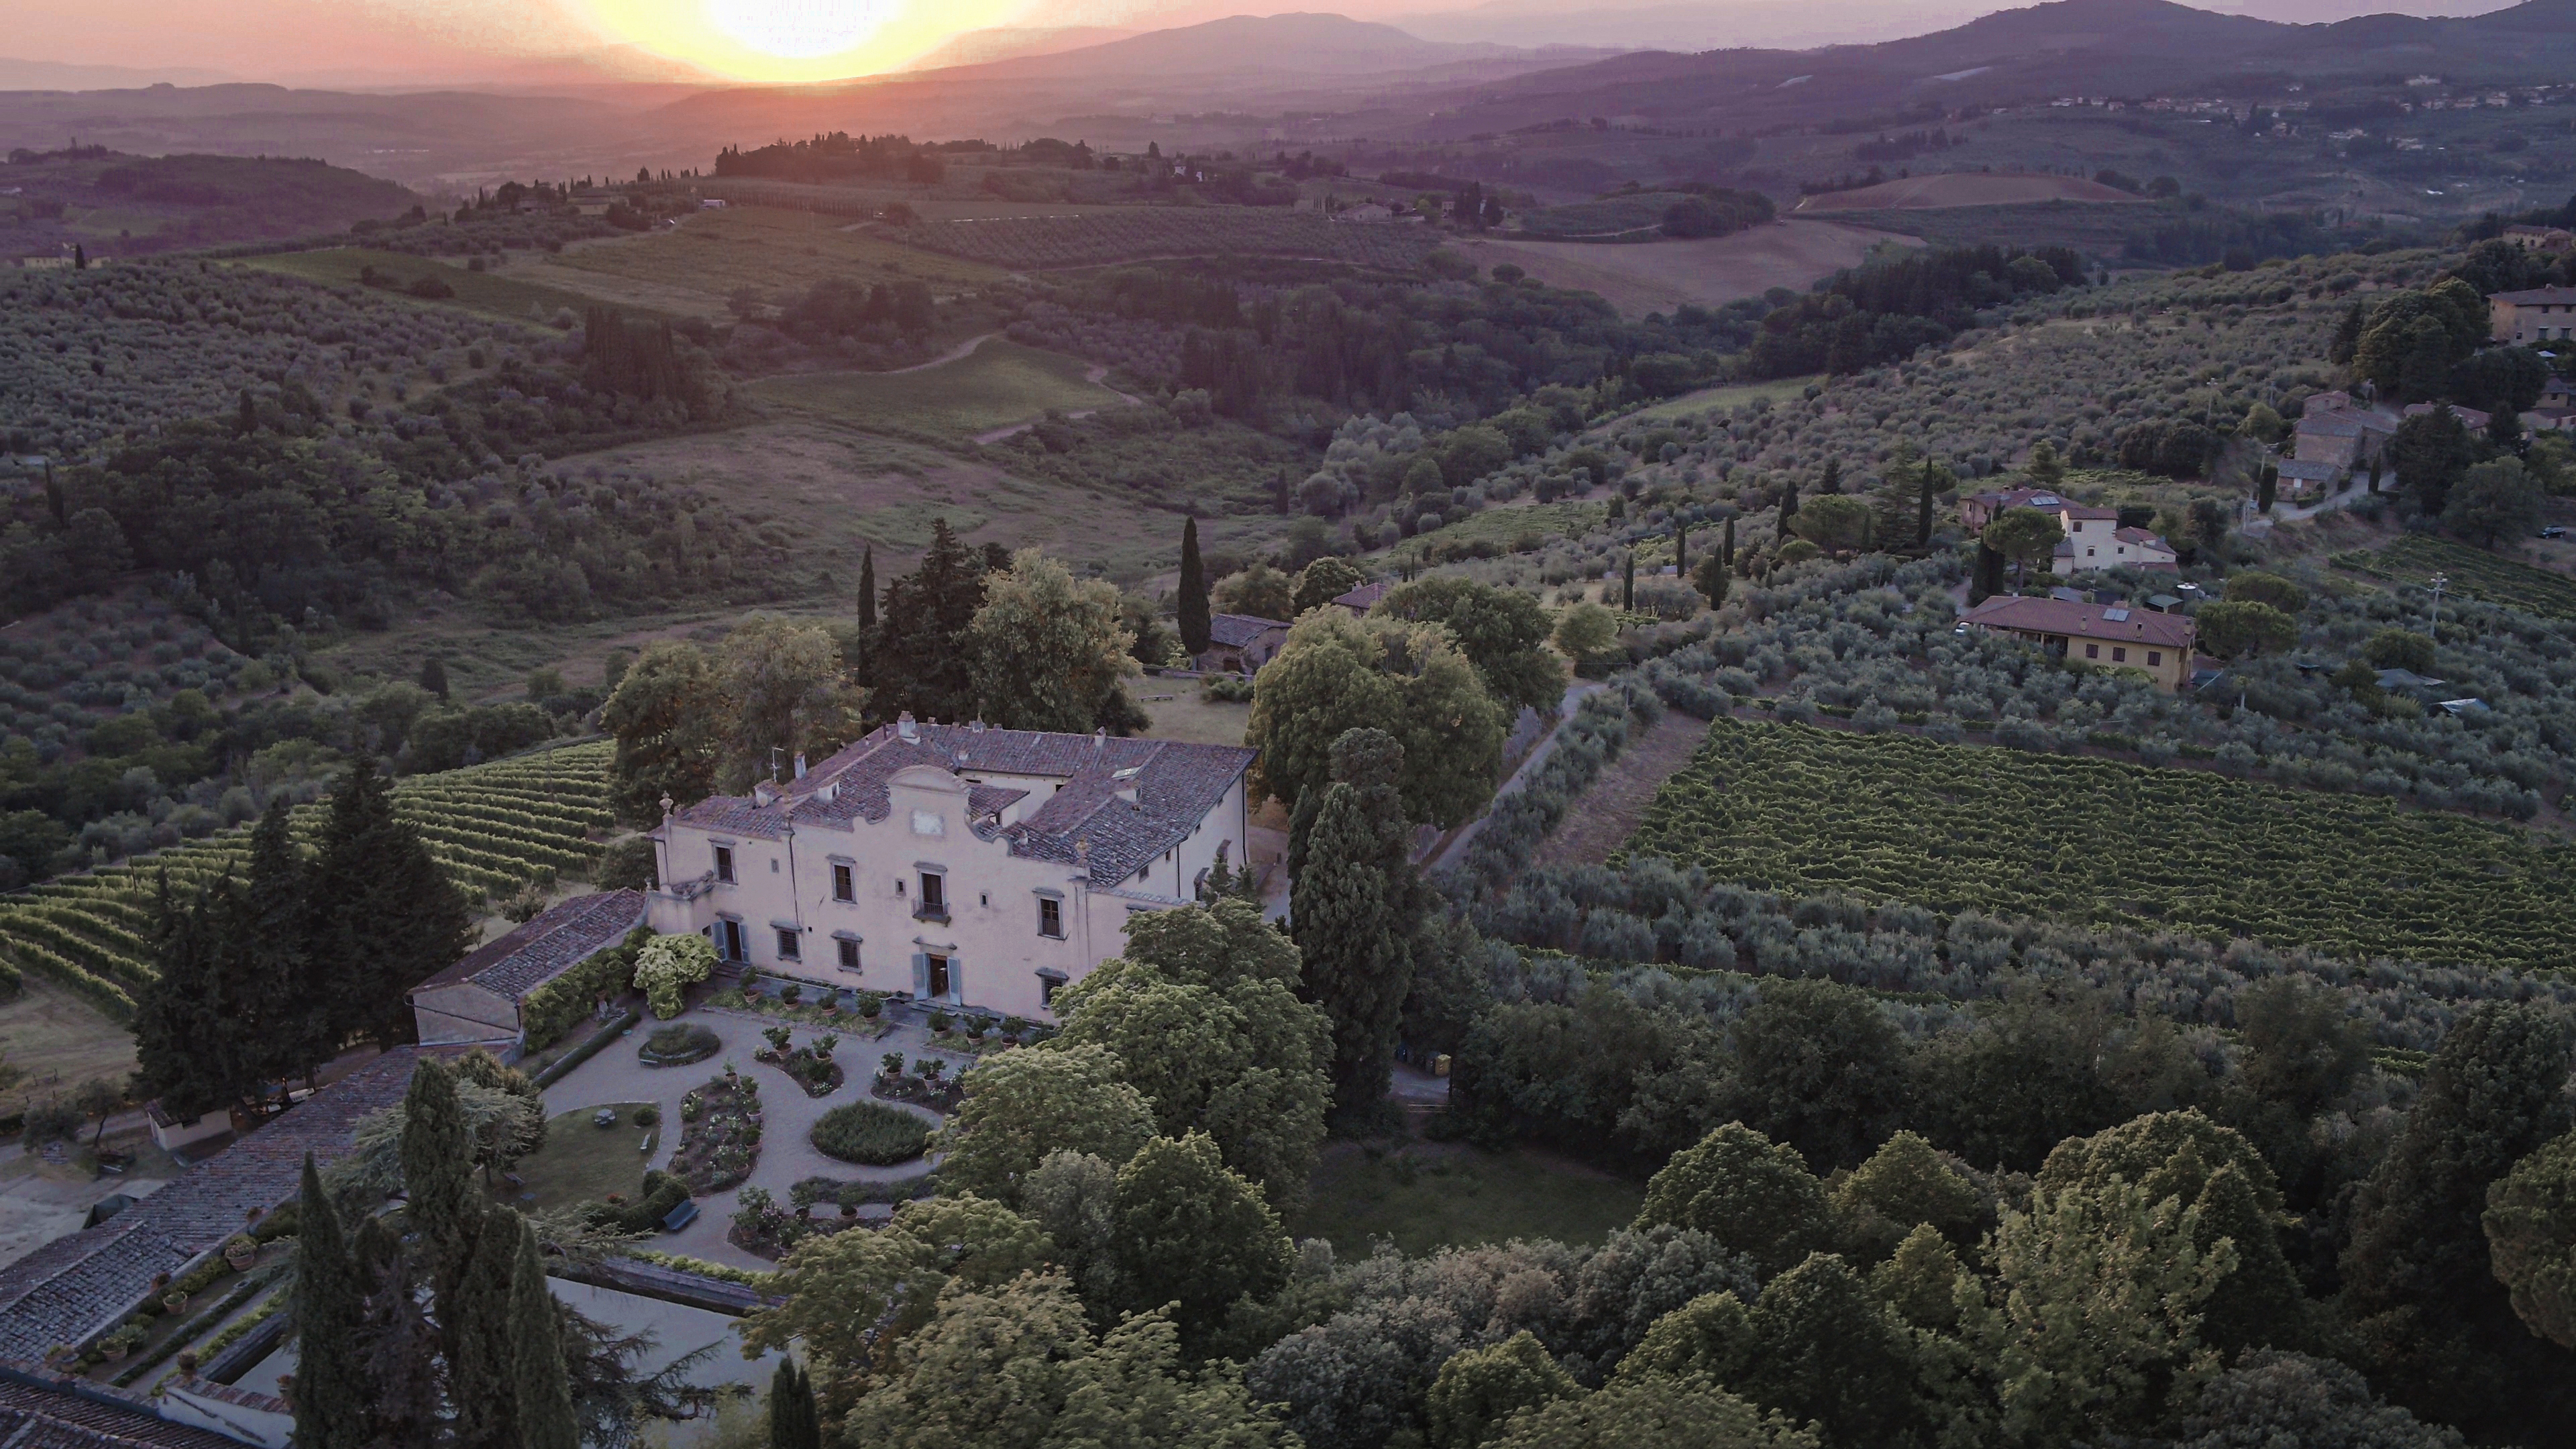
(904, 12), (1625, 82)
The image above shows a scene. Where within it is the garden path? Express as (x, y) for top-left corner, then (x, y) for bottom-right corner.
(538, 1006), (977, 1271)
(1421, 681), (1606, 878)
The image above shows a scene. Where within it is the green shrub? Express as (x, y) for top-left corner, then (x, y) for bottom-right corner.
(640, 1023), (720, 1066)
(586, 1169), (690, 1234)
(810, 1102), (932, 1165)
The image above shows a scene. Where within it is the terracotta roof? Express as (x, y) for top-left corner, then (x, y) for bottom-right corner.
(1332, 581), (1389, 612)
(1206, 614), (1286, 649)
(412, 890), (643, 1002)
(2112, 527), (2175, 549)
(1963, 594), (2196, 651)
(2059, 504), (2118, 521)
(2490, 285), (2576, 304)
(0, 1049), (453, 1364)
(0, 1375), (238, 1448)
(2275, 459), (2342, 480)
(669, 721), (1255, 889)
(1968, 487), (2070, 511)
(2403, 401), (2491, 430)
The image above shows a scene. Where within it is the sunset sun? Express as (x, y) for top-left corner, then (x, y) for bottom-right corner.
(575, 0), (1027, 80)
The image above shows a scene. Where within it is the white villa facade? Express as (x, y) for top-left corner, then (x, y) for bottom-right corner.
(646, 715), (1257, 1024)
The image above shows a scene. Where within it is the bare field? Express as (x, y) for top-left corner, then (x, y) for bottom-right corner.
(1530, 710), (1715, 872)
(746, 337), (1125, 439)
(0, 975), (136, 1115)
(1452, 221), (1915, 318)
(1794, 173), (2145, 212)
(1626, 375), (1821, 422)
(241, 248), (619, 326)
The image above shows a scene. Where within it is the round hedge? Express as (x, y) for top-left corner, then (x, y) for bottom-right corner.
(639, 1023), (720, 1067)
(811, 1101), (931, 1165)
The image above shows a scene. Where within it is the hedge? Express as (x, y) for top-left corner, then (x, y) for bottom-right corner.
(533, 1008), (639, 1089)
(521, 926), (650, 1051)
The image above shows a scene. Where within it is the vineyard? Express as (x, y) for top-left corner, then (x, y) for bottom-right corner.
(1621, 716), (2576, 972)
(890, 210), (1444, 271)
(0, 743), (614, 1017)
(2333, 535), (2576, 622)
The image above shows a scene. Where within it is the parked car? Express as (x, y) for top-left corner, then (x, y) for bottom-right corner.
(2540, 526), (2567, 539)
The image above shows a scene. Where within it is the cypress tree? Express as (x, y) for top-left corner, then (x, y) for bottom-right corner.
(769, 1357), (821, 1449)
(290, 1155), (370, 1449)
(1291, 729), (1418, 1121)
(352, 1214), (442, 1447)
(245, 800), (328, 1086)
(1819, 458), (1840, 494)
(1780, 477), (1800, 523)
(399, 1059), (480, 1320)
(311, 758), (472, 1046)
(417, 657), (448, 700)
(1621, 553), (1635, 612)
(1177, 517), (1212, 657)
(857, 545), (876, 629)
(446, 1205), (521, 1449)
(237, 388), (258, 436)
(1917, 467), (1935, 547)
(134, 871), (229, 1117)
(1723, 516), (1735, 567)
(1674, 522), (1688, 576)
(508, 1215), (579, 1449)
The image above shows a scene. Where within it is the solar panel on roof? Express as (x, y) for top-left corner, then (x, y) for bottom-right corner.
(2102, 608), (2130, 621)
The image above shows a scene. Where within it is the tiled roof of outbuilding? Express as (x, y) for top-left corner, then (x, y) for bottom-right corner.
(1963, 594), (2197, 651)
(667, 721), (1256, 888)
(0, 1376), (239, 1448)
(412, 889), (644, 1002)
(1207, 613), (1287, 648)
(0, 1049), (453, 1364)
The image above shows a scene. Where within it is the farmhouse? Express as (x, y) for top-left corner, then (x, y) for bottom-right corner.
(1962, 594), (2197, 690)
(1332, 580), (1389, 614)
(2503, 224), (2574, 252)
(647, 716), (1257, 1024)
(2488, 285), (2576, 344)
(408, 889), (645, 1050)
(2275, 458), (2344, 498)
(2404, 400), (2493, 431)
(2293, 396), (2398, 472)
(1195, 613), (1289, 674)
(1958, 490), (2176, 574)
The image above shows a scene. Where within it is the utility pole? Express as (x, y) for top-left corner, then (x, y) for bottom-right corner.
(2427, 572), (2449, 643)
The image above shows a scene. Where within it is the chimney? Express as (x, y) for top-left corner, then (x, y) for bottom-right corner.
(753, 782), (778, 807)
(1093, 727), (1106, 751)
(1075, 835), (1090, 863)
(792, 753), (807, 780)
(896, 712), (918, 742)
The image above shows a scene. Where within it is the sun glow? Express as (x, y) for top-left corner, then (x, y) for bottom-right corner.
(572, 0), (1032, 80)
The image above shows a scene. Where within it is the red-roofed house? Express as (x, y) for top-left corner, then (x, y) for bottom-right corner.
(2489, 285), (2576, 344)
(1332, 581), (1390, 615)
(1962, 594), (2197, 690)
(1193, 614), (1289, 675)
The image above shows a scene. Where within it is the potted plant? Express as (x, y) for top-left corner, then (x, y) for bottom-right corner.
(881, 1052), (905, 1079)
(224, 1235), (258, 1271)
(859, 995), (883, 1020)
(815, 1032), (839, 1060)
(164, 1289), (188, 1313)
(927, 1010), (953, 1036)
(780, 983), (802, 1006)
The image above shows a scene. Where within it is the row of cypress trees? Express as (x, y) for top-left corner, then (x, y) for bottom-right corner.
(292, 1058), (578, 1449)
(134, 760), (473, 1122)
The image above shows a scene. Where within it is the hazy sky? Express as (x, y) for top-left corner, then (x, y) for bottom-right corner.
(3, 0), (2532, 87)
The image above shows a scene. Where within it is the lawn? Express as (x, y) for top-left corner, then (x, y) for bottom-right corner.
(0, 975), (138, 1116)
(239, 248), (619, 327)
(1380, 500), (1609, 559)
(511, 1104), (662, 1211)
(1293, 1140), (1646, 1256)
(747, 337), (1130, 441)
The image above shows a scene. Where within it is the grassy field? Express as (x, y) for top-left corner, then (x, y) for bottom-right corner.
(1385, 500), (1611, 561)
(1293, 1138), (1646, 1256)
(1451, 223), (1911, 319)
(747, 337), (1128, 441)
(240, 248), (615, 327)
(519, 205), (1005, 317)
(1793, 172), (2144, 212)
(1625, 376), (1822, 423)
(512, 1104), (661, 1210)
(0, 975), (140, 1115)
(1136, 686), (1252, 747)
(2334, 534), (2576, 622)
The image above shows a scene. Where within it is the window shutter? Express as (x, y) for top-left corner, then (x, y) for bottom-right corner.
(948, 957), (963, 1003)
(912, 952), (929, 997)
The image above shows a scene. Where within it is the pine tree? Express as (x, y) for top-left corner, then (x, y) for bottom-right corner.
(417, 657), (448, 700)
(244, 800), (329, 1085)
(769, 1358), (821, 1449)
(508, 1215), (579, 1449)
(311, 758), (472, 1046)
(1177, 517), (1212, 657)
(290, 1155), (370, 1449)
(400, 1059), (481, 1320)
(134, 872), (230, 1117)
(871, 518), (989, 722)
(857, 546), (876, 629)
